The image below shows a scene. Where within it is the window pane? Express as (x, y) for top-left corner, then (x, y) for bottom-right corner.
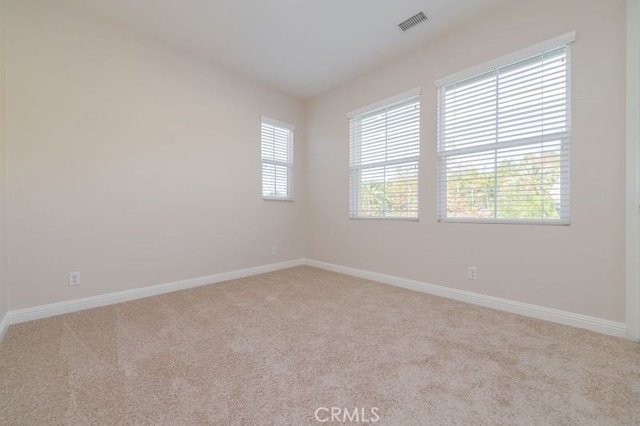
(262, 163), (290, 198)
(495, 142), (563, 220)
(353, 161), (419, 218)
(444, 150), (496, 219)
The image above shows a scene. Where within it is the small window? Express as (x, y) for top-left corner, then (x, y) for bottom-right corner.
(437, 33), (574, 224)
(349, 89), (421, 219)
(261, 117), (294, 200)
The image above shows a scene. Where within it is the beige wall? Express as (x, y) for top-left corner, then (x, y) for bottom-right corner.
(6, 0), (305, 310)
(305, 0), (626, 321)
(0, 0), (7, 319)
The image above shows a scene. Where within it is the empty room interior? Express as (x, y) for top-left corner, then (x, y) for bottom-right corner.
(1, 0), (639, 424)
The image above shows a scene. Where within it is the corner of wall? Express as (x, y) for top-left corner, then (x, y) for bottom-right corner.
(0, 0), (8, 340)
(300, 98), (313, 260)
(626, 0), (640, 341)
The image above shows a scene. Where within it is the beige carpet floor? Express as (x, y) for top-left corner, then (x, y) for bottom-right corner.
(1, 266), (639, 425)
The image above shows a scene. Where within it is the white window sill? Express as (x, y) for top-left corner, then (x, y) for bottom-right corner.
(263, 197), (294, 202)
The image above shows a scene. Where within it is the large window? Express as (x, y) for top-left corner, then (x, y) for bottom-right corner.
(437, 33), (574, 224)
(349, 89), (421, 219)
(261, 117), (294, 200)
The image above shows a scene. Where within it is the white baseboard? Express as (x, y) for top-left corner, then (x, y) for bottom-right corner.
(304, 259), (628, 338)
(0, 312), (9, 342)
(6, 259), (305, 327)
(0, 257), (627, 341)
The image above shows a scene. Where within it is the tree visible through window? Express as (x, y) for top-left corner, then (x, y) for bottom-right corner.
(437, 42), (571, 224)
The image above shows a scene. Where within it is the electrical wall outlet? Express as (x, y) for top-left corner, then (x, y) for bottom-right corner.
(69, 271), (81, 286)
(271, 246), (278, 256)
(468, 266), (477, 281)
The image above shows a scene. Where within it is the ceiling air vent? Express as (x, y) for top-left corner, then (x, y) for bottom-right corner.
(398, 12), (427, 32)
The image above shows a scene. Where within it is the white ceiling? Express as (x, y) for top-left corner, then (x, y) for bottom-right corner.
(65, 0), (510, 99)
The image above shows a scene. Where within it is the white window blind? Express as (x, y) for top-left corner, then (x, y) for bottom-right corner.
(437, 38), (572, 224)
(349, 89), (421, 219)
(261, 117), (294, 200)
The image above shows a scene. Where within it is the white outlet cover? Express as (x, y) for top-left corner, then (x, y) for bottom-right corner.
(69, 271), (81, 286)
(468, 266), (477, 280)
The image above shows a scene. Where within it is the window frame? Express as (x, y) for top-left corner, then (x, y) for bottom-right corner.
(261, 116), (294, 201)
(348, 88), (422, 221)
(436, 32), (575, 225)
